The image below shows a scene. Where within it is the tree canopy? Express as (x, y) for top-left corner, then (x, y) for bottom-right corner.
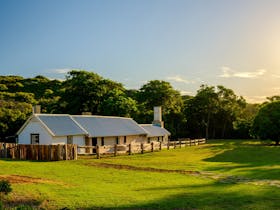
(251, 101), (280, 145)
(0, 69), (271, 141)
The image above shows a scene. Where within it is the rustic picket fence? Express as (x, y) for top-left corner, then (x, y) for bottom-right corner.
(78, 138), (206, 159)
(0, 143), (77, 161)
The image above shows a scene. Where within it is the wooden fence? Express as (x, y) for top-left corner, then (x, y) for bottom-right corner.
(78, 138), (206, 159)
(0, 143), (77, 161)
(0, 139), (206, 160)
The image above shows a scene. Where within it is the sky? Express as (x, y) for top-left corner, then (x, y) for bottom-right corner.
(1, 0), (280, 103)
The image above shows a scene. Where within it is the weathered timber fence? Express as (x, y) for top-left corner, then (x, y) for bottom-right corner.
(78, 138), (206, 159)
(0, 143), (77, 161)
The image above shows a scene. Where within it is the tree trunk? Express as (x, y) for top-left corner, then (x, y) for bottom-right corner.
(222, 122), (227, 139)
(205, 112), (211, 140)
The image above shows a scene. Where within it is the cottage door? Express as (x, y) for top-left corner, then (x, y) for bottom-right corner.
(92, 138), (97, 153)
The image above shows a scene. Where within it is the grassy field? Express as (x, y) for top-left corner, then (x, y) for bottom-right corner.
(0, 139), (280, 209)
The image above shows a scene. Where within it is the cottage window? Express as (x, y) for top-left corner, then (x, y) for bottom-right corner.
(92, 137), (98, 146)
(124, 136), (127, 144)
(101, 137), (104, 146)
(116, 137), (119, 145)
(30, 134), (39, 144)
(67, 136), (73, 144)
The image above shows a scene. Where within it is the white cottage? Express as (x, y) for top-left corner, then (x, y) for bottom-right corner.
(16, 106), (171, 154)
(17, 114), (87, 146)
(17, 114), (149, 154)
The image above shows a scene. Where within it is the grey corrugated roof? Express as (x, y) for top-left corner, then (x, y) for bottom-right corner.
(37, 114), (87, 136)
(72, 115), (148, 137)
(141, 124), (171, 137)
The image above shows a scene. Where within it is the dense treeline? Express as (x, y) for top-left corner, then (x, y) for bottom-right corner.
(0, 70), (275, 141)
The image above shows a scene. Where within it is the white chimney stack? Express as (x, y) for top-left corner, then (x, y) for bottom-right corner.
(32, 105), (41, 114)
(152, 106), (164, 127)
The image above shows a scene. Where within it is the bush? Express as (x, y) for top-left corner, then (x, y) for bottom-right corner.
(0, 180), (12, 195)
(15, 205), (34, 210)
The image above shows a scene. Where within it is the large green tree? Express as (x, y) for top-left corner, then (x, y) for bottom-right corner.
(251, 101), (280, 145)
(0, 92), (34, 137)
(184, 85), (246, 139)
(60, 70), (137, 117)
(135, 80), (184, 138)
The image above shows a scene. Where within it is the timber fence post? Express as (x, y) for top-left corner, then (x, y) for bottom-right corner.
(159, 142), (162, 150)
(64, 144), (68, 160)
(96, 145), (100, 159)
(167, 141), (170, 150)
(141, 143), (144, 154)
(74, 144), (78, 160)
(114, 144), (117, 157)
(128, 144), (132, 155)
(151, 142), (154, 152)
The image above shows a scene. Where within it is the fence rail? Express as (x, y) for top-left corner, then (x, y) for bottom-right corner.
(0, 139), (206, 160)
(0, 143), (77, 161)
(78, 138), (206, 159)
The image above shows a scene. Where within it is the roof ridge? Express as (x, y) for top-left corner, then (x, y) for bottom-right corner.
(71, 115), (132, 119)
(34, 113), (70, 116)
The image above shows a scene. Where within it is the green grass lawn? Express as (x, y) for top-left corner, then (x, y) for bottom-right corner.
(1, 139), (280, 209)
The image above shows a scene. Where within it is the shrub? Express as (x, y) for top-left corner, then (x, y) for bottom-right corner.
(0, 180), (12, 195)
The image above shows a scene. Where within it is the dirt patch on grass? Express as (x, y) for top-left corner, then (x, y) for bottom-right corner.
(0, 174), (63, 185)
(87, 162), (201, 175)
(88, 162), (280, 188)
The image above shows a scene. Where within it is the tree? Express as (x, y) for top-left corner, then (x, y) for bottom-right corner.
(184, 85), (218, 139)
(216, 86), (246, 138)
(184, 85), (246, 139)
(251, 101), (280, 145)
(135, 80), (184, 138)
(0, 92), (34, 137)
(60, 70), (137, 117)
(233, 103), (259, 138)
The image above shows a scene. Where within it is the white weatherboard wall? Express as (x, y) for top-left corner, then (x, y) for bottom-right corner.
(95, 135), (147, 146)
(51, 136), (85, 145)
(73, 136), (86, 154)
(18, 118), (52, 144)
(127, 135), (146, 144)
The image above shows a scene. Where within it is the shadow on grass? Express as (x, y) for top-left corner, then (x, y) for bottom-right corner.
(203, 140), (280, 180)
(81, 182), (280, 210)
(205, 146), (280, 164)
(2, 197), (42, 209)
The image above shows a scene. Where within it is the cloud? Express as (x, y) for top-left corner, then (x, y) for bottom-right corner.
(272, 74), (280, 78)
(48, 68), (71, 74)
(243, 95), (267, 103)
(180, 90), (193, 95)
(166, 75), (194, 84)
(219, 66), (266, 78)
